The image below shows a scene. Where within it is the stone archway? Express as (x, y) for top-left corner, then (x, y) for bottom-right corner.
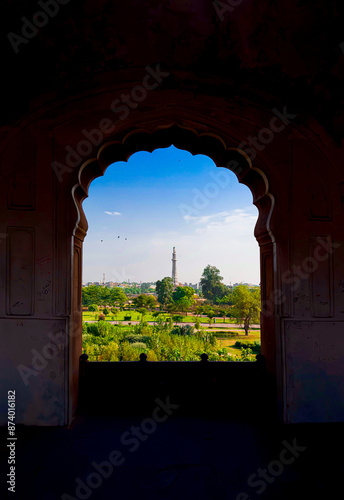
(71, 123), (278, 418)
(4, 78), (343, 426)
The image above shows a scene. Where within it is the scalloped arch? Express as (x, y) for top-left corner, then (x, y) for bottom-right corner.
(73, 124), (275, 246)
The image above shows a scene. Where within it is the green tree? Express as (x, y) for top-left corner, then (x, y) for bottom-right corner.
(99, 286), (111, 306)
(147, 295), (157, 309)
(110, 288), (127, 309)
(133, 294), (157, 310)
(172, 286), (195, 315)
(166, 301), (178, 314)
(195, 305), (204, 317)
(141, 283), (151, 293)
(232, 284), (261, 335)
(218, 307), (228, 324)
(156, 277), (173, 306)
(172, 286), (194, 301)
(172, 315), (184, 324)
(206, 309), (215, 326)
(200, 265), (228, 302)
(133, 294), (147, 309)
(174, 296), (194, 316)
(217, 289), (233, 306)
(136, 307), (148, 321)
(82, 285), (101, 306)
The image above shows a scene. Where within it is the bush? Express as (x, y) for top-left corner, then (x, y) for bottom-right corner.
(124, 334), (141, 344)
(171, 325), (195, 336)
(147, 350), (158, 361)
(82, 321), (88, 336)
(98, 314), (106, 321)
(103, 308), (110, 315)
(124, 315), (131, 321)
(120, 341), (146, 360)
(87, 320), (113, 337)
(240, 347), (256, 362)
(124, 334), (152, 346)
(234, 340), (261, 354)
(212, 331), (238, 338)
(133, 322), (151, 335)
(172, 315), (184, 323)
(131, 342), (147, 350)
(99, 342), (119, 361)
(88, 304), (99, 312)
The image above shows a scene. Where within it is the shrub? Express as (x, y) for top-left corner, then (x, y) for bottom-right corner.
(99, 342), (119, 361)
(120, 341), (146, 361)
(131, 342), (147, 350)
(146, 350), (158, 361)
(240, 347), (256, 362)
(234, 340), (261, 354)
(124, 315), (131, 321)
(83, 343), (101, 360)
(172, 315), (184, 323)
(103, 308), (110, 315)
(123, 334), (141, 344)
(88, 304), (99, 312)
(87, 320), (113, 337)
(171, 325), (195, 336)
(133, 322), (151, 335)
(82, 321), (88, 336)
(212, 331), (238, 338)
(98, 314), (106, 321)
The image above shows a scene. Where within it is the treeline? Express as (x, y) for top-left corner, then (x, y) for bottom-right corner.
(82, 286), (128, 308)
(82, 264), (261, 334)
(155, 265), (261, 334)
(82, 283), (155, 306)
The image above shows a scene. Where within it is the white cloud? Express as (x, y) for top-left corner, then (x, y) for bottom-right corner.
(104, 211), (122, 216)
(183, 208), (256, 232)
(183, 211), (229, 224)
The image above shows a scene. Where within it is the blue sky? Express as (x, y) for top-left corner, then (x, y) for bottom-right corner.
(82, 146), (260, 285)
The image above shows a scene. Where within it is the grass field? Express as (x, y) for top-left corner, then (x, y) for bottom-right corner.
(216, 330), (261, 355)
(82, 310), (260, 326)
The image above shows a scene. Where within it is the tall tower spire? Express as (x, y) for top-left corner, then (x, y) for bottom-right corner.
(172, 247), (178, 288)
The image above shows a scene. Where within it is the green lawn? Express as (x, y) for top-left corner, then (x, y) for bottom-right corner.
(216, 330), (261, 355)
(82, 310), (259, 326)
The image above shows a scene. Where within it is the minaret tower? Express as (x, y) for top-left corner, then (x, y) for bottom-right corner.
(172, 247), (178, 288)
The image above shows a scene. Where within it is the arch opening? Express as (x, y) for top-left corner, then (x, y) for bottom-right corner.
(81, 145), (261, 363)
(72, 125), (278, 417)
